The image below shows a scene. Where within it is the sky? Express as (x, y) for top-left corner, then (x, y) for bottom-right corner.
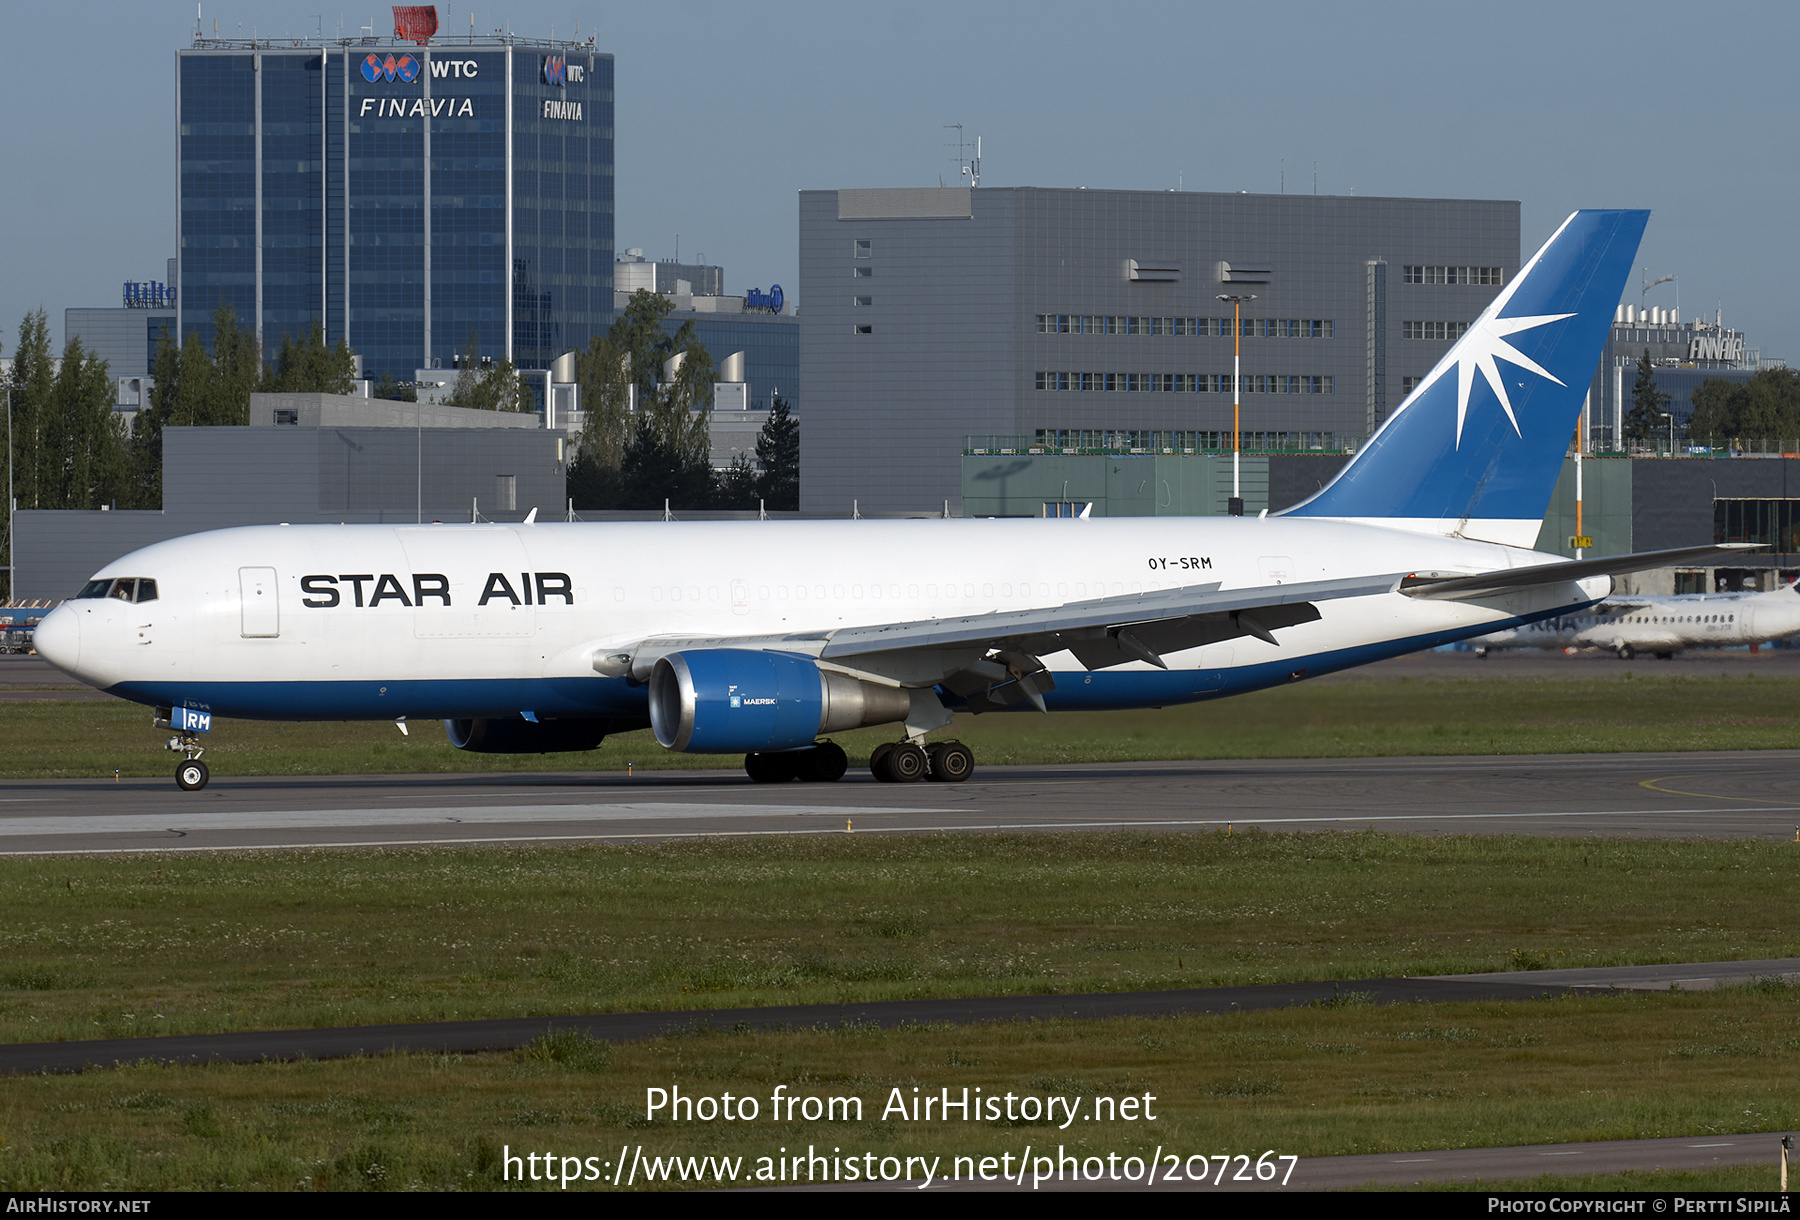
(2, 1), (1795, 359)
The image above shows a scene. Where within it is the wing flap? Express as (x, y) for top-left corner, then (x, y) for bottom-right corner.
(1400, 545), (1760, 601)
(617, 572), (1399, 683)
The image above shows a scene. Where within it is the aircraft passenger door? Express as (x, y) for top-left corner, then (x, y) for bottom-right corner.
(239, 567), (280, 638)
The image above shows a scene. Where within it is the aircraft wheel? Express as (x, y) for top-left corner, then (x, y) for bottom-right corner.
(869, 742), (897, 781)
(926, 741), (975, 783)
(796, 742), (848, 783)
(1657, 651), (1675, 660)
(176, 760), (210, 791)
(1475, 647), (1489, 659)
(885, 743), (928, 783)
(745, 751), (799, 783)
(1618, 645), (1636, 661)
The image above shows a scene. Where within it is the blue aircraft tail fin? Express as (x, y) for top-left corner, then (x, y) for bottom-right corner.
(1280, 209), (1648, 546)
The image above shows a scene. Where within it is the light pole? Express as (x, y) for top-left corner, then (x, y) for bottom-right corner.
(3, 382), (11, 602)
(400, 380), (445, 523)
(1217, 293), (1256, 515)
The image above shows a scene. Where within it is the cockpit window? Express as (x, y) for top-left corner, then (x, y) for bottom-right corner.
(75, 578), (156, 602)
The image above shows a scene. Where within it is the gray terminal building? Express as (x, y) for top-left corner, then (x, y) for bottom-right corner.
(798, 186), (1519, 514)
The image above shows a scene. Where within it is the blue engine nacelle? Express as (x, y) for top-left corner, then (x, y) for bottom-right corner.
(444, 717), (620, 753)
(648, 649), (914, 753)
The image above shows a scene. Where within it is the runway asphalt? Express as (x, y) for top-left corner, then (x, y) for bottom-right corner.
(5, 748), (1800, 854)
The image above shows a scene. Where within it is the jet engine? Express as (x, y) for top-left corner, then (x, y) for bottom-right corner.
(647, 649), (912, 753)
(443, 716), (619, 753)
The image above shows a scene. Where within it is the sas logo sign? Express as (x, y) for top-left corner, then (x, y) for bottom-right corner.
(542, 55), (585, 86)
(362, 52), (421, 83)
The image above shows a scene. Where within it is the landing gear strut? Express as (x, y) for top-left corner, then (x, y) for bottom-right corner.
(744, 741), (848, 784)
(871, 739), (974, 784)
(168, 733), (209, 791)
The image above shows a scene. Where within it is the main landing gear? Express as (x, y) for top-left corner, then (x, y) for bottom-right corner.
(869, 739), (974, 784)
(168, 734), (209, 791)
(742, 738), (977, 784)
(744, 741), (849, 784)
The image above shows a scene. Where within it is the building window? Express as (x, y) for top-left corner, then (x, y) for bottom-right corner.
(854, 239), (871, 258)
(1033, 371), (1332, 394)
(854, 324), (873, 335)
(1715, 499), (1800, 552)
(853, 266), (873, 278)
(1403, 321), (1471, 341)
(1402, 265), (1504, 286)
(1402, 376), (1424, 396)
(853, 296), (872, 306)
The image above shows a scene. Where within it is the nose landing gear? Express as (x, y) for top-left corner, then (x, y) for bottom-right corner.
(176, 756), (210, 791)
(166, 732), (209, 791)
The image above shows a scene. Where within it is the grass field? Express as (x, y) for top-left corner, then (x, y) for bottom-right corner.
(2, 987), (1797, 1191)
(5, 671), (1800, 779)
(8, 677), (1800, 1191)
(2, 833), (1796, 1043)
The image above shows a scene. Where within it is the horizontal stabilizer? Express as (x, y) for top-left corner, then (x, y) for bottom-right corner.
(1400, 544), (1761, 601)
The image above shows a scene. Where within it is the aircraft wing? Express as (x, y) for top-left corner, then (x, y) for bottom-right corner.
(1399, 544), (1760, 601)
(598, 572), (1404, 706)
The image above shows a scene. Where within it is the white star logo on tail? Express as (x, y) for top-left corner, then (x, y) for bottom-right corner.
(1404, 214), (1580, 448)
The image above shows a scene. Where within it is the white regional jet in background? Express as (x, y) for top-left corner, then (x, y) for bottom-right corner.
(1470, 583), (1800, 660)
(34, 209), (1742, 791)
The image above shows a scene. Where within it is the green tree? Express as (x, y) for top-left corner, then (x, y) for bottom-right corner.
(45, 338), (128, 509)
(713, 452), (761, 510)
(7, 310), (55, 510)
(649, 323), (715, 465)
(1623, 349), (1673, 445)
(1687, 377), (1738, 441)
(261, 320), (357, 394)
(446, 336), (527, 412)
(1686, 369), (1800, 445)
(206, 304), (260, 426)
(372, 370), (417, 403)
(608, 289), (676, 406)
(567, 334), (632, 510)
(124, 333), (185, 509)
(618, 427), (715, 511)
(754, 395), (799, 510)
(567, 291), (722, 510)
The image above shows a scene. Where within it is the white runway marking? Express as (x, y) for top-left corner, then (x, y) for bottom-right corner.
(0, 803), (960, 837)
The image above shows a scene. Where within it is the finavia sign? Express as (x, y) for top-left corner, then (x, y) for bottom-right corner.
(746, 285), (784, 313)
(360, 96), (476, 117)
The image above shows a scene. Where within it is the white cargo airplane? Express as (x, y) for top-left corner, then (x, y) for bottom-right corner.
(34, 209), (1736, 791)
(1470, 583), (1800, 659)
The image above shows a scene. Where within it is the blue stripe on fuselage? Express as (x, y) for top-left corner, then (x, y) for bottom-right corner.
(104, 604), (1579, 723)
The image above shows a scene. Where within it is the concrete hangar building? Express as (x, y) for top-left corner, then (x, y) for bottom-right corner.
(798, 186), (1518, 515)
(176, 18), (613, 382)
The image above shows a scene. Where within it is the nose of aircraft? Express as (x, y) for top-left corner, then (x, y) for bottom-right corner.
(31, 605), (81, 677)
